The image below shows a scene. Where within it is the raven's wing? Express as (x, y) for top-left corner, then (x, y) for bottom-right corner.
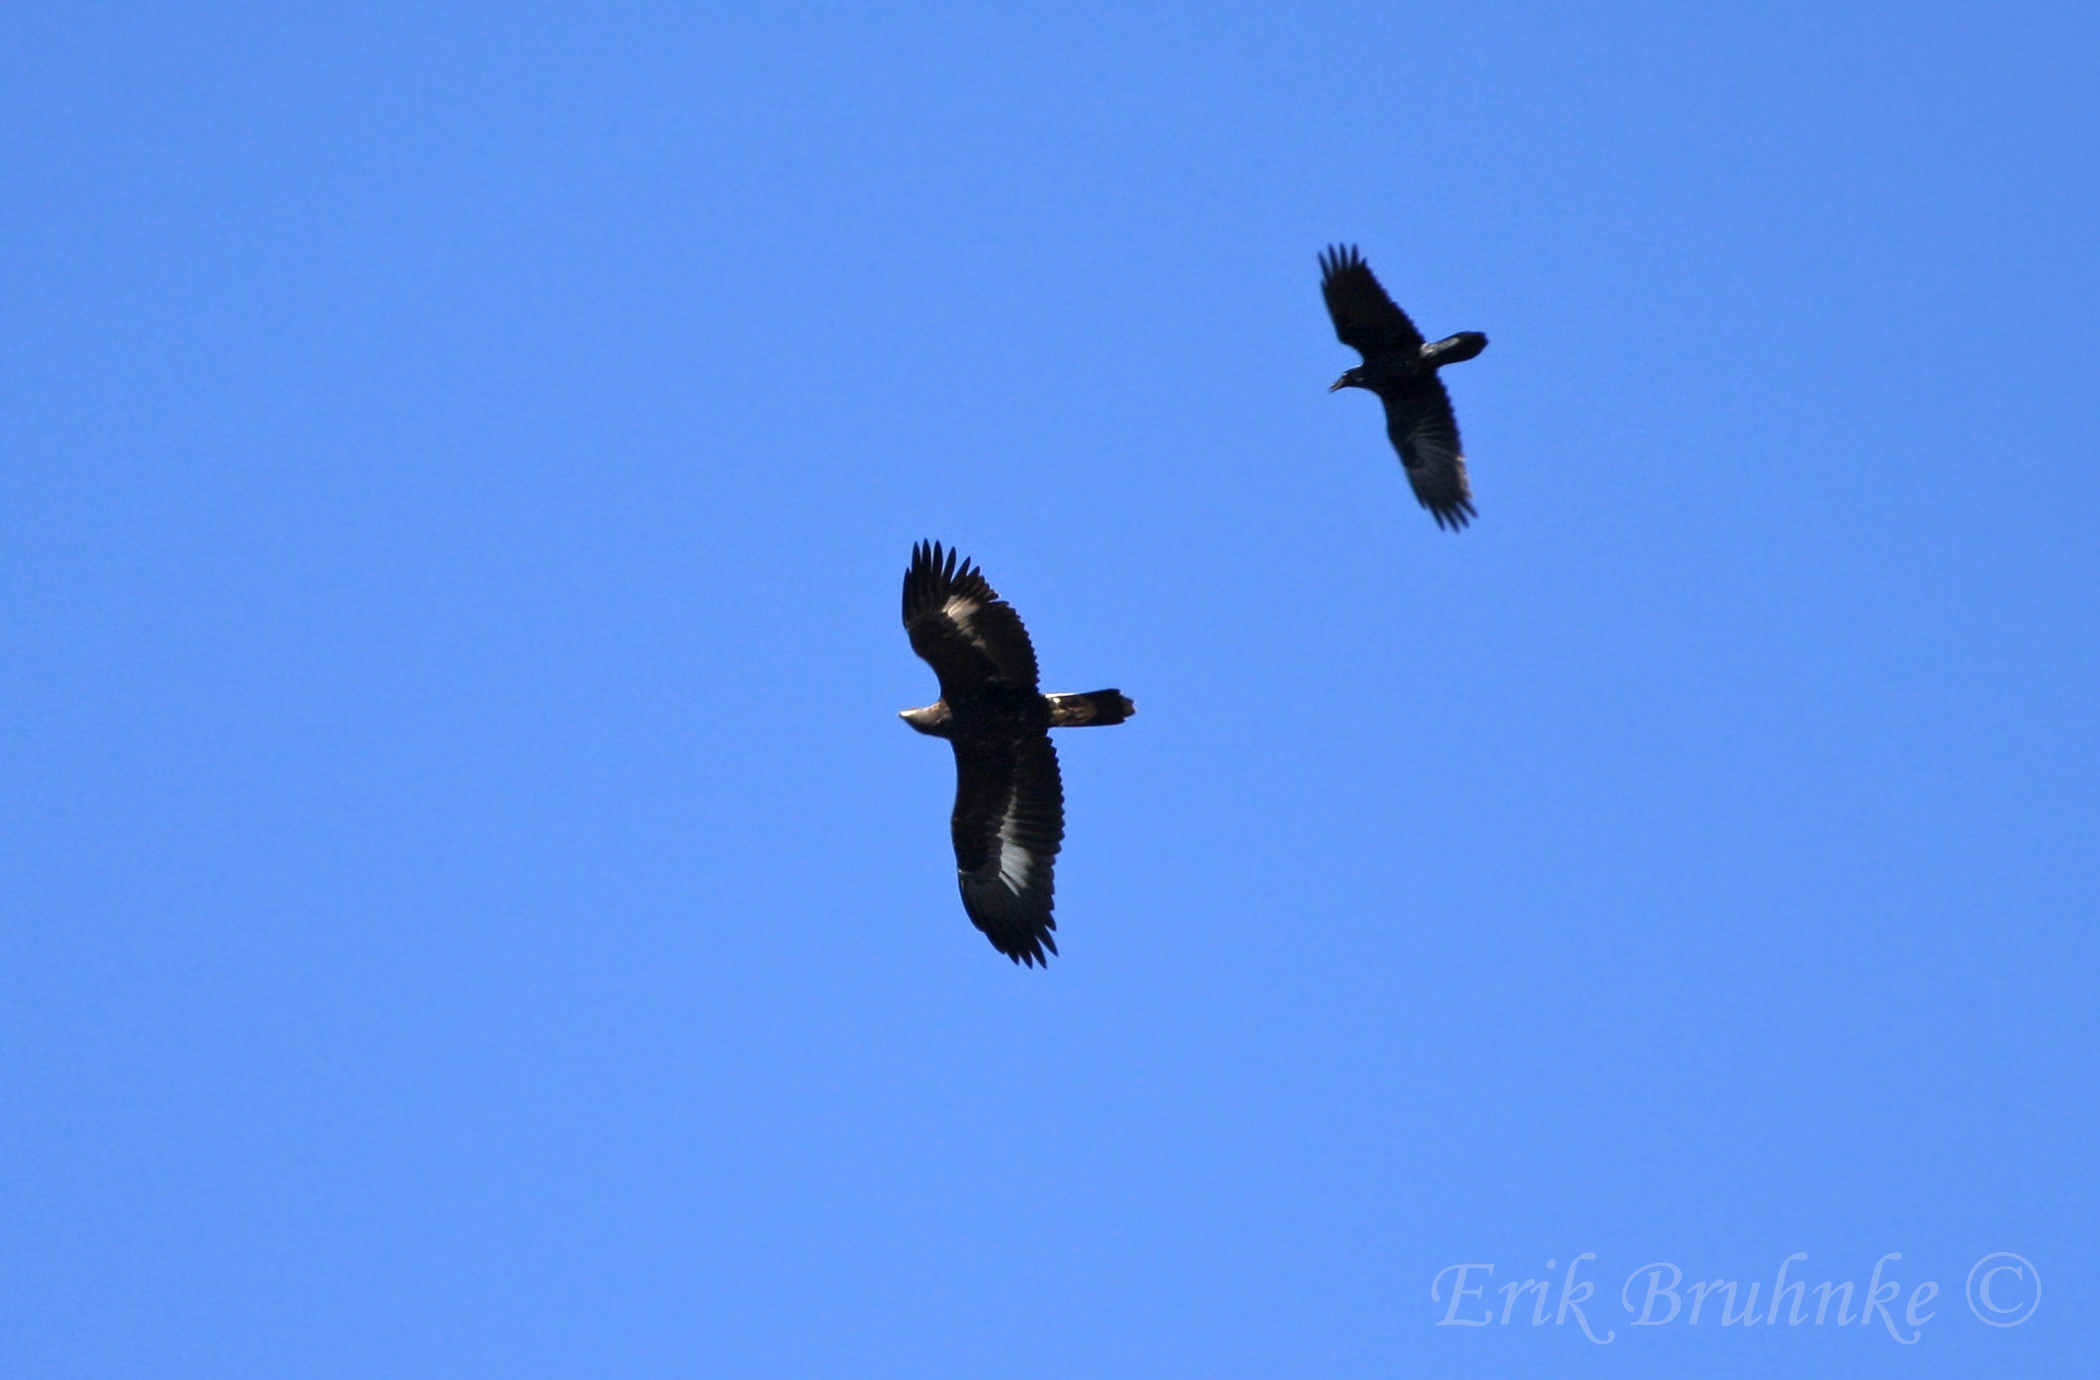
(1382, 377), (1476, 531)
(949, 735), (1063, 966)
(1320, 244), (1424, 357)
(902, 541), (1041, 698)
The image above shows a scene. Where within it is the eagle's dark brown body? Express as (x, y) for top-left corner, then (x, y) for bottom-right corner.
(899, 541), (1133, 966)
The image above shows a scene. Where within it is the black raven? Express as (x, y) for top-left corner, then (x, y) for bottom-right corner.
(899, 541), (1133, 966)
(1320, 244), (1488, 531)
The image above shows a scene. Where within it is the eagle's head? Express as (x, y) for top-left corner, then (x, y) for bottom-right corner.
(1328, 366), (1367, 393)
(898, 703), (952, 736)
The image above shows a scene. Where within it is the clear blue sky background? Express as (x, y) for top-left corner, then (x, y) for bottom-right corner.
(4, 3), (2094, 1376)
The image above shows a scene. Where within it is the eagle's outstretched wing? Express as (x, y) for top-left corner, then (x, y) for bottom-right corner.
(949, 735), (1064, 966)
(1320, 244), (1424, 358)
(902, 540), (1040, 698)
(1382, 377), (1475, 531)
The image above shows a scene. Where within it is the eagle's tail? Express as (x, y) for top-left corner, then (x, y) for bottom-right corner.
(1047, 690), (1135, 728)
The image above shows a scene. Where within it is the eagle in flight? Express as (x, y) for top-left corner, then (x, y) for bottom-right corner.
(899, 541), (1133, 966)
(1320, 244), (1489, 531)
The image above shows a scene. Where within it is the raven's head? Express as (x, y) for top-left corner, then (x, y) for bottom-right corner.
(898, 703), (951, 736)
(1329, 366), (1367, 393)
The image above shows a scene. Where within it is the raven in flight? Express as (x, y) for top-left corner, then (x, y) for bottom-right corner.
(1319, 244), (1488, 531)
(899, 541), (1133, 966)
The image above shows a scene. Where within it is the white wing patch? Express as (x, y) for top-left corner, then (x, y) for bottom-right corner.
(942, 596), (980, 629)
(995, 802), (1033, 895)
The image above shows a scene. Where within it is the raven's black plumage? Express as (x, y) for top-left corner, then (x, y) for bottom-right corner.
(899, 541), (1133, 966)
(1320, 244), (1488, 531)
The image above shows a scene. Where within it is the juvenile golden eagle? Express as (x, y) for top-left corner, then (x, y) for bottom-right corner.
(1320, 244), (1489, 531)
(899, 541), (1133, 966)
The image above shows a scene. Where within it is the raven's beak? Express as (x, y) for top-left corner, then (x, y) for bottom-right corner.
(1328, 375), (1349, 392)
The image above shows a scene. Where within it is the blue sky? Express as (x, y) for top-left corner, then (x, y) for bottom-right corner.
(3, 3), (2095, 1376)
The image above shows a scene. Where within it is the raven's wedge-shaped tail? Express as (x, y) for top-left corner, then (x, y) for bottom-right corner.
(1047, 690), (1136, 728)
(1420, 331), (1488, 368)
